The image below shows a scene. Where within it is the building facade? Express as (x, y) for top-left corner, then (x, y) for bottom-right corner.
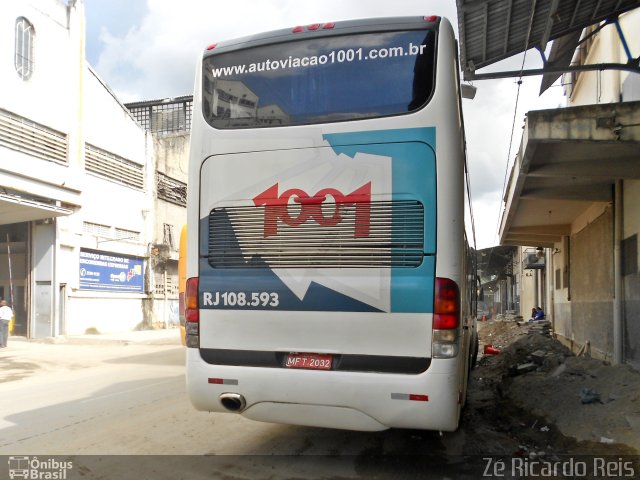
(0, 0), (188, 338)
(126, 96), (193, 330)
(500, 9), (640, 366)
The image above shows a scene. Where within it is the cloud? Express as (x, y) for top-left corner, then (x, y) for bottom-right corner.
(92, 0), (453, 101)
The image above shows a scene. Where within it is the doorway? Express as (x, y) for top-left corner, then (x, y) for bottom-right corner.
(0, 223), (28, 336)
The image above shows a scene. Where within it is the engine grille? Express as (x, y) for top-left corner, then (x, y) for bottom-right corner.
(208, 200), (424, 268)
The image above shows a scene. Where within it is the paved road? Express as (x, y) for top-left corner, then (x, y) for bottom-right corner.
(0, 333), (493, 479)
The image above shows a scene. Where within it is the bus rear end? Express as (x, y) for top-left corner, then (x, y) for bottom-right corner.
(186, 16), (474, 432)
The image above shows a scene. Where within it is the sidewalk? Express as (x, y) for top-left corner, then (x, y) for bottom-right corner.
(0, 328), (182, 384)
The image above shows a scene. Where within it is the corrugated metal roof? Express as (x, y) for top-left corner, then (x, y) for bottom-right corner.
(457, 0), (640, 79)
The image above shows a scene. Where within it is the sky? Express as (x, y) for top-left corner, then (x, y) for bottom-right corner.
(85, 0), (566, 250)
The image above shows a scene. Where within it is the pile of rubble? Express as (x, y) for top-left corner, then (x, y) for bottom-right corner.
(476, 319), (640, 453)
(528, 320), (552, 336)
(510, 315), (553, 337)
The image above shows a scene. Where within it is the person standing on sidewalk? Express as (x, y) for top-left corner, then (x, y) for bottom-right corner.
(0, 299), (13, 348)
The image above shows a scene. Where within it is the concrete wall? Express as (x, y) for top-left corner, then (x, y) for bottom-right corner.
(153, 133), (189, 259)
(152, 299), (180, 328)
(0, 0), (85, 202)
(569, 208), (614, 358)
(155, 133), (190, 180)
(568, 10), (640, 107)
(66, 296), (145, 335)
(0, 0), (79, 132)
(145, 133), (189, 326)
(83, 68), (147, 166)
(570, 26), (620, 105)
(561, 9), (640, 365)
(58, 66), (151, 334)
(625, 263), (640, 367)
(550, 236), (571, 338)
(623, 179), (640, 366)
(79, 66), (149, 242)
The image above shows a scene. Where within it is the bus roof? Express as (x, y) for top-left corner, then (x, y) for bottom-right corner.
(205, 16), (442, 56)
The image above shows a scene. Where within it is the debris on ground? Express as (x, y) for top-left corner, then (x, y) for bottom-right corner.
(483, 344), (501, 355)
(580, 387), (602, 404)
(468, 319), (640, 455)
(526, 320), (551, 336)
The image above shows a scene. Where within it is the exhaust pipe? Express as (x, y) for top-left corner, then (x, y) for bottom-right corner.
(219, 393), (246, 412)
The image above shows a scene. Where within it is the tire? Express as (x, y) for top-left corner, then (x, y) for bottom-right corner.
(470, 329), (479, 369)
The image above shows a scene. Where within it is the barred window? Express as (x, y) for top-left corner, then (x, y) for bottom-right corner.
(126, 97), (193, 134)
(15, 17), (35, 80)
(157, 172), (187, 206)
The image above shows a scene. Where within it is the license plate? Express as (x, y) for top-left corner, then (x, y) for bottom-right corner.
(285, 353), (333, 370)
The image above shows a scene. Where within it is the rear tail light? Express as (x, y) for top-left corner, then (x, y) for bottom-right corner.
(185, 277), (200, 348)
(434, 277), (460, 329)
(432, 277), (460, 358)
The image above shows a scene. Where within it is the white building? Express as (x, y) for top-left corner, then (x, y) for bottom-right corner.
(0, 0), (187, 338)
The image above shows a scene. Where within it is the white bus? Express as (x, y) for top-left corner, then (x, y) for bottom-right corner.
(185, 16), (479, 432)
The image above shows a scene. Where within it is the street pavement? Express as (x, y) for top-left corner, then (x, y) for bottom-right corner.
(0, 328), (182, 384)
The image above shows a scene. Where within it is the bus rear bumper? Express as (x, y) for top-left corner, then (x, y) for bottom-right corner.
(186, 348), (462, 432)
(245, 402), (388, 431)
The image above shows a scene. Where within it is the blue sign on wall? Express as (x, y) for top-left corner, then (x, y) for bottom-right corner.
(79, 249), (145, 293)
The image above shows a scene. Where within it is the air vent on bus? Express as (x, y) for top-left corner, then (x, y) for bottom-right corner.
(208, 200), (424, 268)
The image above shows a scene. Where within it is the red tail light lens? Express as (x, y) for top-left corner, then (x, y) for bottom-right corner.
(424, 16), (438, 23)
(185, 277), (199, 323)
(433, 277), (460, 329)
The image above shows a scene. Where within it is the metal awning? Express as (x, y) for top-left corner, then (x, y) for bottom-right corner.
(457, 0), (640, 82)
(499, 101), (640, 247)
(0, 191), (73, 225)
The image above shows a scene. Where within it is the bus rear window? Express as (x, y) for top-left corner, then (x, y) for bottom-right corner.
(202, 30), (436, 129)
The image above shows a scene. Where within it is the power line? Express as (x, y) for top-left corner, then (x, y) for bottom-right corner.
(494, 0), (537, 244)
(494, 75), (525, 244)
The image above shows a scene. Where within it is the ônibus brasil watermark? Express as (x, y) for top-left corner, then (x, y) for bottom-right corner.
(7, 456), (73, 480)
(483, 456), (636, 478)
(210, 43), (428, 79)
